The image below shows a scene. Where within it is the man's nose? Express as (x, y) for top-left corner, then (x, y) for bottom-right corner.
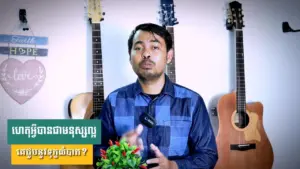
(142, 50), (151, 59)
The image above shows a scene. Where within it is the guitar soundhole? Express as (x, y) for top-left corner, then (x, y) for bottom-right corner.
(234, 111), (249, 129)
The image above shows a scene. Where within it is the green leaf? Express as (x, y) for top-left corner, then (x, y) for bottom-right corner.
(120, 138), (126, 143)
(137, 156), (141, 165)
(103, 159), (110, 164)
(132, 157), (136, 166)
(124, 142), (128, 150)
(114, 155), (120, 163)
(130, 145), (137, 151)
(96, 162), (102, 167)
(120, 144), (125, 151)
(126, 151), (132, 156)
(132, 158), (136, 167)
(121, 158), (127, 165)
(128, 159), (134, 168)
(103, 164), (112, 169)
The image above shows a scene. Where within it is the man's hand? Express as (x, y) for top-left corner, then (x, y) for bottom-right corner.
(146, 144), (178, 169)
(120, 124), (144, 154)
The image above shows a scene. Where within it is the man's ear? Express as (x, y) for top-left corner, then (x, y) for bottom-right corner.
(166, 48), (174, 64)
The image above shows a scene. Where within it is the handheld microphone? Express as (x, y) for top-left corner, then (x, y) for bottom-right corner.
(139, 112), (156, 128)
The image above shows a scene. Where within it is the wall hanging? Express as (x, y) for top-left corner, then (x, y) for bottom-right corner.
(0, 9), (48, 104)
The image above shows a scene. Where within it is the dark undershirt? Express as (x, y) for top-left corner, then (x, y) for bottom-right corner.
(147, 94), (160, 100)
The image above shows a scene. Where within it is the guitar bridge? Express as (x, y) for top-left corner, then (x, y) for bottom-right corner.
(230, 143), (256, 151)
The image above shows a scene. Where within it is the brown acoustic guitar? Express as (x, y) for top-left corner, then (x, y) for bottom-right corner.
(214, 1), (274, 169)
(68, 0), (105, 121)
(60, 0), (105, 169)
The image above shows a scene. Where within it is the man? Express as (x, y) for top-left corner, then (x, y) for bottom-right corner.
(94, 23), (218, 169)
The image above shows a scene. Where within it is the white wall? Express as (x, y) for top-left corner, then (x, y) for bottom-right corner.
(0, 0), (299, 169)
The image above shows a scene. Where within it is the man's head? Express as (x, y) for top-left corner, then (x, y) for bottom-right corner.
(128, 23), (173, 81)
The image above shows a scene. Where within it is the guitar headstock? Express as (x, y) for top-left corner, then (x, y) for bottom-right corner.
(158, 0), (179, 27)
(87, 0), (105, 24)
(225, 1), (244, 30)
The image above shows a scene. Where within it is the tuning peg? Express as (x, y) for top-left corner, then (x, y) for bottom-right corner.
(211, 107), (218, 116)
(101, 18), (104, 21)
(226, 18), (232, 25)
(102, 12), (105, 15)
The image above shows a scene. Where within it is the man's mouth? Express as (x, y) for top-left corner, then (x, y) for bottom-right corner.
(140, 61), (154, 69)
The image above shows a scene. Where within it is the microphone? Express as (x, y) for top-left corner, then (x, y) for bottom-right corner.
(139, 112), (156, 128)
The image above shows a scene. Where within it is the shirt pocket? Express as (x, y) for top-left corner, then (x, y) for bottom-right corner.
(168, 120), (192, 157)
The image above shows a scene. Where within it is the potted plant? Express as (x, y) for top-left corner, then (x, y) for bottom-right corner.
(96, 138), (147, 169)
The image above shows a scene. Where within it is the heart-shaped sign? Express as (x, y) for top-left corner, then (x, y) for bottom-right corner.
(0, 58), (46, 104)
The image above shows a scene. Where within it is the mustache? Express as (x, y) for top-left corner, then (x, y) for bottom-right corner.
(139, 59), (155, 66)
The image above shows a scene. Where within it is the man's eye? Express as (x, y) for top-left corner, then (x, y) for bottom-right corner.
(135, 47), (141, 50)
(153, 46), (159, 50)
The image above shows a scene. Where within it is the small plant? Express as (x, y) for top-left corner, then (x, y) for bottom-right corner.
(96, 138), (147, 169)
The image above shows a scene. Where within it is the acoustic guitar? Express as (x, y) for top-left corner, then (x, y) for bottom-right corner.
(214, 1), (274, 169)
(158, 0), (179, 83)
(68, 0), (105, 121)
(60, 0), (105, 169)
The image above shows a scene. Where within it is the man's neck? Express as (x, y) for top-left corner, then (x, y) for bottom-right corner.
(139, 74), (165, 95)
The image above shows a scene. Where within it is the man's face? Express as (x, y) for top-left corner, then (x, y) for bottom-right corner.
(130, 30), (173, 81)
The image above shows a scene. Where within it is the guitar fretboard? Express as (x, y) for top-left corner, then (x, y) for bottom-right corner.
(235, 30), (246, 112)
(92, 23), (105, 114)
(166, 26), (176, 83)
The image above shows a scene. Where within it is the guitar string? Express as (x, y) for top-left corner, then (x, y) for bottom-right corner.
(92, 23), (105, 119)
(161, 4), (177, 83)
(93, 23), (95, 119)
(234, 29), (240, 164)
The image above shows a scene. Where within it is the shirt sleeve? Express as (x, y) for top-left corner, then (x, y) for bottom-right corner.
(93, 96), (118, 157)
(173, 95), (218, 169)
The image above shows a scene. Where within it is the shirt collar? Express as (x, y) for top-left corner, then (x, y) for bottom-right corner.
(133, 74), (175, 98)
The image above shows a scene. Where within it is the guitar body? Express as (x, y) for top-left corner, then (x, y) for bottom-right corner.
(215, 92), (274, 169)
(68, 93), (94, 119)
(60, 94), (94, 169)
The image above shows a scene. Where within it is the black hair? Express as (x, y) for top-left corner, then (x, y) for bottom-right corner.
(127, 23), (173, 55)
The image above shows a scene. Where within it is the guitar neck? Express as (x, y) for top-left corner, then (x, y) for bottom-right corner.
(92, 23), (105, 113)
(166, 26), (176, 83)
(235, 29), (246, 112)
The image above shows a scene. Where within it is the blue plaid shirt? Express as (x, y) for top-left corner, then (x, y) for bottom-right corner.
(94, 74), (218, 169)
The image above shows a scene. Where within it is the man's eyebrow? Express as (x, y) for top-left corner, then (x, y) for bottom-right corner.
(134, 39), (161, 46)
(134, 41), (143, 46)
(150, 39), (160, 43)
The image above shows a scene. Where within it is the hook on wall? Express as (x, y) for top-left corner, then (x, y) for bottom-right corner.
(19, 9), (29, 31)
(282, 21), (300, 33)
